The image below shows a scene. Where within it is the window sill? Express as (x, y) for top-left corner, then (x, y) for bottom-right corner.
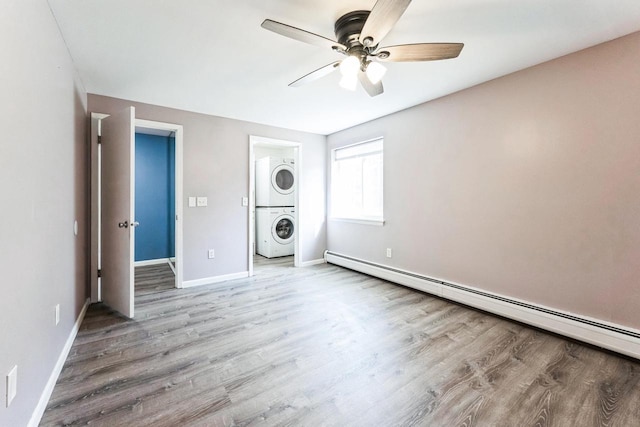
(329, 217), (385, 226)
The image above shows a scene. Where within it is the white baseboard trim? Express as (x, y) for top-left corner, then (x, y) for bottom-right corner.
(300, 258), (325, 267)
(325, 251), (640, 360)
(29, 298), (91, 427)
(181, 271), (249, 289)
(134, 258), (170, 267)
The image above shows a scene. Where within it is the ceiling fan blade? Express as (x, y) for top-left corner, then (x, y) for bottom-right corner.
(289, 61), (341, 87)
(262, 19), (346, 52)
(374, 43), (464, 62)
(358, 72), (384, 97)
(359, 0), (412, 48)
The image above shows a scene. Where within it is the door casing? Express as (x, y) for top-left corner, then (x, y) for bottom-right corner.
(248, 135), (301, 276)
(90, 113), (184, 303)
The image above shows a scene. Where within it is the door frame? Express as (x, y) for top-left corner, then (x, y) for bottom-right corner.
(248, 135), (301, 277)
(90, 113), (184, 302)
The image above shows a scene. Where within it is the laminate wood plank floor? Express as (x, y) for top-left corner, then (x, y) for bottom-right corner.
(41, 258), (640, 426)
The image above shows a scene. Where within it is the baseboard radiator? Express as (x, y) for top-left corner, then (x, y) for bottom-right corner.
(324, 251), (640, 360)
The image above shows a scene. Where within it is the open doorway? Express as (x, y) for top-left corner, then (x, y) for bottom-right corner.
(248, 136), (301, 277)
(134, 125), (177, 275)
(90, 113), (184, 310)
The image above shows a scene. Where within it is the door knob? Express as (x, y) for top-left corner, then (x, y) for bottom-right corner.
(131, 221), (140, 228)
(118, 221), (128, 228)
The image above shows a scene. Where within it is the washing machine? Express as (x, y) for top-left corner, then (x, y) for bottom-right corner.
(255, 157), (295, 207)
(256, 207), (295, 258)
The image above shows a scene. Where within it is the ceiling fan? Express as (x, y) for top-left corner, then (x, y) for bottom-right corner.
(261, 0), (464, 97)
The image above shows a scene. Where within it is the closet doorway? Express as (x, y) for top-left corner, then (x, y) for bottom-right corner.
(90, 113), (184, 315)
(134, 125), (178, 273)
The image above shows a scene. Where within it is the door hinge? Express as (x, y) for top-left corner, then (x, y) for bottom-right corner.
(97, 269), (102, 278)
(98, 135), (102, 144)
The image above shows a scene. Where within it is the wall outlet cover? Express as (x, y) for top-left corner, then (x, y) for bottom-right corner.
(188, 197), (196, 207)
(197, 197), (208, 207)
(208, 249), (215, 259)
(386, 248), (392, 258)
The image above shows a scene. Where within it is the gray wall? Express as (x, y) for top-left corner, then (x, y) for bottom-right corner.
(0, 1), (88, 425)
(327, 31), (640, 331)
(88, 95), (327, 281)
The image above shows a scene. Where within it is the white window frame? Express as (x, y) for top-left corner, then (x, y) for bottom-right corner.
(330, 137), (384, 225)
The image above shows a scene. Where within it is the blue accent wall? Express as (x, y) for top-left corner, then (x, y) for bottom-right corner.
(168, 137), (175, 255)
(135, 133), (175, 261)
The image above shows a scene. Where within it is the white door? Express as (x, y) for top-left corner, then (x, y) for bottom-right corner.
(101, 107), (135, 318)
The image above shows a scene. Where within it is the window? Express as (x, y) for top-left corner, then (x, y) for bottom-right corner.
(331, 138), (383, 223)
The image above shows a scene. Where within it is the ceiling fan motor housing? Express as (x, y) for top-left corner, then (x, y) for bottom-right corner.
(335, 10), (372, 60)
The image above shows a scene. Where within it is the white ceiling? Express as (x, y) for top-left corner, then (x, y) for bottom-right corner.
(48, 0), (640, 135)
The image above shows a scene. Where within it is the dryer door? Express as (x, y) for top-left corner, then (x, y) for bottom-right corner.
(272, 164), (294, 195)
(272, 215), (294, 244)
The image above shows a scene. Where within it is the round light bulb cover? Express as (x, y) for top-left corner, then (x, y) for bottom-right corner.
(339, 56), (360, 77)
(366, 62), (387, 84)
(339, 74), (358, 91)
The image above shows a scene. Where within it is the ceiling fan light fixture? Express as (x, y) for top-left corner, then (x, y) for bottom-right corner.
(366, 62), (387, 84)
(339, 73), (358, 91)
(339, 55), (360, 77)
(262, 1), (464, 98)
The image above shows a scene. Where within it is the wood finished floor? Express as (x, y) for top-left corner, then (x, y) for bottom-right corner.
(41, 257), (640, 426)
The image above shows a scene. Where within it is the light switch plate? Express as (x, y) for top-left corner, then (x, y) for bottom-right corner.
(242, 197), (248, 207)
(197, 197), (208, 207)
(188, 197), (196, 208)
(6, 365), (17, 407)
(386, 248), (392, 258)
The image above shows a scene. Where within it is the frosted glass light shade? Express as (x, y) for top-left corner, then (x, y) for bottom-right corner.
(339, 56), (360, 76)
(366, 62), (387, 84)
(339, 74), (358, 91)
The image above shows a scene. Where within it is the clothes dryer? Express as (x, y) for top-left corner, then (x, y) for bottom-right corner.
(255, 157), (295, 207)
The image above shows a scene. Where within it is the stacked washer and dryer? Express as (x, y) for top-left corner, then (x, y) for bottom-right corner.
(255, 157), (295, 258)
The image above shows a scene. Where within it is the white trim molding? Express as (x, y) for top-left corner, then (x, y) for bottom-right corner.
(325, 251), (640, 360)
(29, 298), (91, 427)
(300, 258), (326, 267)
(181, 272), (249, 289)
(134, 258), (170, 267)
(329, 217), (385, 226)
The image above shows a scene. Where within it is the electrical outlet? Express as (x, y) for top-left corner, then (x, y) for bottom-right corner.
(55, 304), (60, 325)
(208, 249), (215, 259)
(6, 365), (17, 407)
(386, 248), (392, 258)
